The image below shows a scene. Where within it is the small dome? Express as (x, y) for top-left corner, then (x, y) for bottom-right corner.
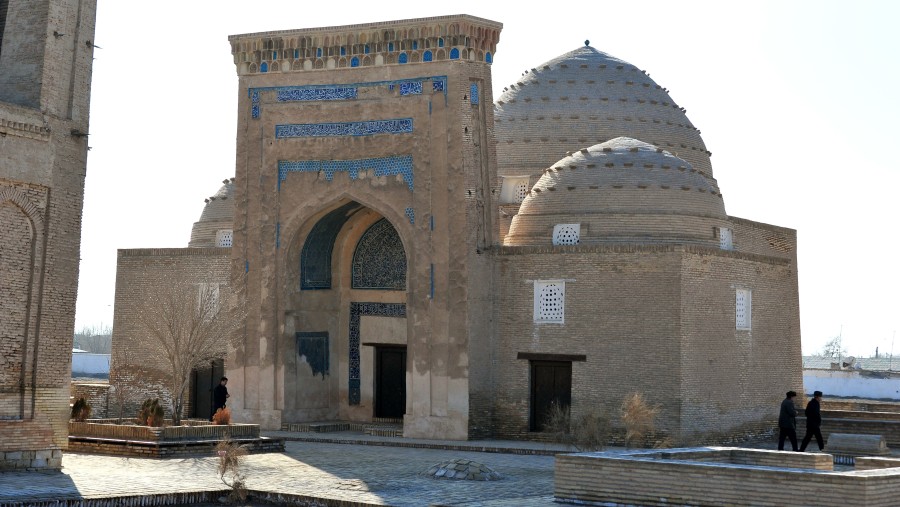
(188, 179), (235, 247)
(505, 138), (727, 247)
(495, 46), (711, 180)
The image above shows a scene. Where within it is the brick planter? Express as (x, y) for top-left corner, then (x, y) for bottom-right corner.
(68, 420), (283, 458)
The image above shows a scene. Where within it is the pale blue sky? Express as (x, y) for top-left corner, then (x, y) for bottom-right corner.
(78, 1), (900, 357)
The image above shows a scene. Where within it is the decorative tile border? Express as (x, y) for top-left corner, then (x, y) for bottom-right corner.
(249, 76), (447, 120)
(348, 303), (406, 405)
(405, 207), (415, 224)
(278, 155), (413, 191)
(275, 118), (413, 138)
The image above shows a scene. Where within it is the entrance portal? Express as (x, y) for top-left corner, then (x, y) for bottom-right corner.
(530, 360), (572, 431)
(375, 346), (406, 419)
(191, 359), (224, 420)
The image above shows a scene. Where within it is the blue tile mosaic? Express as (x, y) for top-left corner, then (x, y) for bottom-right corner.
(275, 118), (413, 139)
(279, 155), (414, 192)
(249, 77), (447, 119)
(405, 207), (415, 224)
(300, 202), (362, 290)
(423, 51), (433, 62)
(470, 83), (479, 105)
(399, 53), (408, 64)
(351, 57), (359, 67)
(450, 48), (460, 60)
(352, 218), (407, 290)
(486, 52), (492, 64)
(260, 62), (268, 73)
(297, 332), (329, 378)
(400, 82), (422, 96)
(276, 87), (358, 102)
(349, 302), (406, 405)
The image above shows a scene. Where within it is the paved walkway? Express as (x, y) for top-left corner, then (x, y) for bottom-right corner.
(0, 432), (574, 506)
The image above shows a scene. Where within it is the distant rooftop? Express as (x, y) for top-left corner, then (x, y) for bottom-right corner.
(803, 355), (900, 371)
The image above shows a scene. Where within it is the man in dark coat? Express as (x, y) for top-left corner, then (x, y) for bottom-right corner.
(212, 376), (229, 420)
(800, 390), (825, 452)
(778, 390), (799, 451)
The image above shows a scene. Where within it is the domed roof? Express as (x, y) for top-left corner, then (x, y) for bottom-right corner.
(494, 45), (711, 179)
(504, 137), (727, 247)
(188, 179), (235, 247)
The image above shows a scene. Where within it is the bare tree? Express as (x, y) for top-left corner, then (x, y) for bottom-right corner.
(137, 283), (242, 425)
(822, 335), (847, 360)
(74, 324), (113, 354)
(109, 343), (138, 423)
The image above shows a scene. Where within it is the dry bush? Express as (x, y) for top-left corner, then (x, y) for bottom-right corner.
(544, 402), (610, 452)
(216, 437), (248, 502)
(212, 407), (232, 425)
(138, 398), (164, 427)
(621, 392), (660, 448)
(70, 397), (92, 421)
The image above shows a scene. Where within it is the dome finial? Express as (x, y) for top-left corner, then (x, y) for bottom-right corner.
(585, 39), (590, 47)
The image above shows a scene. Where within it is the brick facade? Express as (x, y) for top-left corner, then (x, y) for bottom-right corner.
(110, 248), (231, 421)
(0, 0), (97, 470)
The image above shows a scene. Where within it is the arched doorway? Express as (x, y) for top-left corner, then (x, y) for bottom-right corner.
(286, 201), (409, 423)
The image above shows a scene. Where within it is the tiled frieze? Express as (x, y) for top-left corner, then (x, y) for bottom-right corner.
(278, 155), (413, 191)
(249, 76), (447, 119)
(275, 118), (413, 139)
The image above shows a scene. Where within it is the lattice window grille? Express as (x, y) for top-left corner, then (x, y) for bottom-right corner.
(515, 180), (529, 202)
(736, 289), (751, 330)
(534, 281), (565, 323)
(719, 227), (733, 250)
(552, 224), (581, 246)
(216, 229), (233, 247)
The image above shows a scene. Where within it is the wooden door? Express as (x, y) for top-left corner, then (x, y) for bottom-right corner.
(375, 347), (406, 418)
(530, 360), (572, 432)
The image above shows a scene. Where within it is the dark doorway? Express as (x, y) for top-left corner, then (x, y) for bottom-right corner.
(191, 359), (224, 420)
(530, 360), (572, 432)
(375, 346), (406, 418)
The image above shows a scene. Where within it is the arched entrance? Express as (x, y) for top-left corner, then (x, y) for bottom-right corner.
(285, 201), (409, 423)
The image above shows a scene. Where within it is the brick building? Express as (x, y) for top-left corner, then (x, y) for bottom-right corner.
(0, 0), (97, 470)
(223, 15), (802, 443)
(110, 14), (801, 444)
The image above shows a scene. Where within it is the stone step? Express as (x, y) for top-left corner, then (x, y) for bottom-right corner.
(281, 422), (351, 433)
(364, 425), (403, 437)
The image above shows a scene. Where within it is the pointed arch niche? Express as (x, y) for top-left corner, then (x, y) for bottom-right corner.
(286, 201), (409, 424)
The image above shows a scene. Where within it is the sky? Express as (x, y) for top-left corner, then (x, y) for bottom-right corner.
(77, 0), (900, 358)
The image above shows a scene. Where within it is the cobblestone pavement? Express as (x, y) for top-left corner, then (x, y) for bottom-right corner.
(0, 440), (559, 506)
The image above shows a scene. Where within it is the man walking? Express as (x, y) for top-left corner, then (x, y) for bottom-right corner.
(778, 390), (799, 451)
(212, 376), (230, 420)
(800, 390), (825, 452)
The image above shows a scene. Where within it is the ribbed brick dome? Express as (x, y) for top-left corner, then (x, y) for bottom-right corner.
(188, 179), (235, 247)
(495, 45), (712, 180)
(504, 138), (727, 247)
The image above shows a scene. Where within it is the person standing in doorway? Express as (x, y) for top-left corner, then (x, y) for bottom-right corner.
(800, 390), (825, 452)
(212, 376), (230, 420)
(778, 390), (799, 451)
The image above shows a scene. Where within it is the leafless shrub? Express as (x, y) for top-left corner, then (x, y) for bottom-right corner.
(544, 402), (610, 451)
(216, 437), (248, 502)
(621, 392), (660, 448)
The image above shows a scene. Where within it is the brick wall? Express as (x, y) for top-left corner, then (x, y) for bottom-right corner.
(70, 382), (110, 418)
(110, 248), (231, 422)
(0, 0), (97, 471)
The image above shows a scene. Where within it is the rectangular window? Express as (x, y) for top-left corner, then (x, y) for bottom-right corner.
(534, 281), (565, 323)
(736, 288), (751, 330)
(719, 227), (733, 250)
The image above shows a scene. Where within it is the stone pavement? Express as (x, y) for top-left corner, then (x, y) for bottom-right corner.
(0, 432), (569, 506)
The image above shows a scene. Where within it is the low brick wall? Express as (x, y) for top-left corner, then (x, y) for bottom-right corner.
(555, 447), (900, 507)
(69, 421), (259, 442)
(0, 447), (63, 471)
(803, 418), (900, 447)
(67, 436), (285, 458)
(856, 457), (900, 470)
(818, 410), (900, 421)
